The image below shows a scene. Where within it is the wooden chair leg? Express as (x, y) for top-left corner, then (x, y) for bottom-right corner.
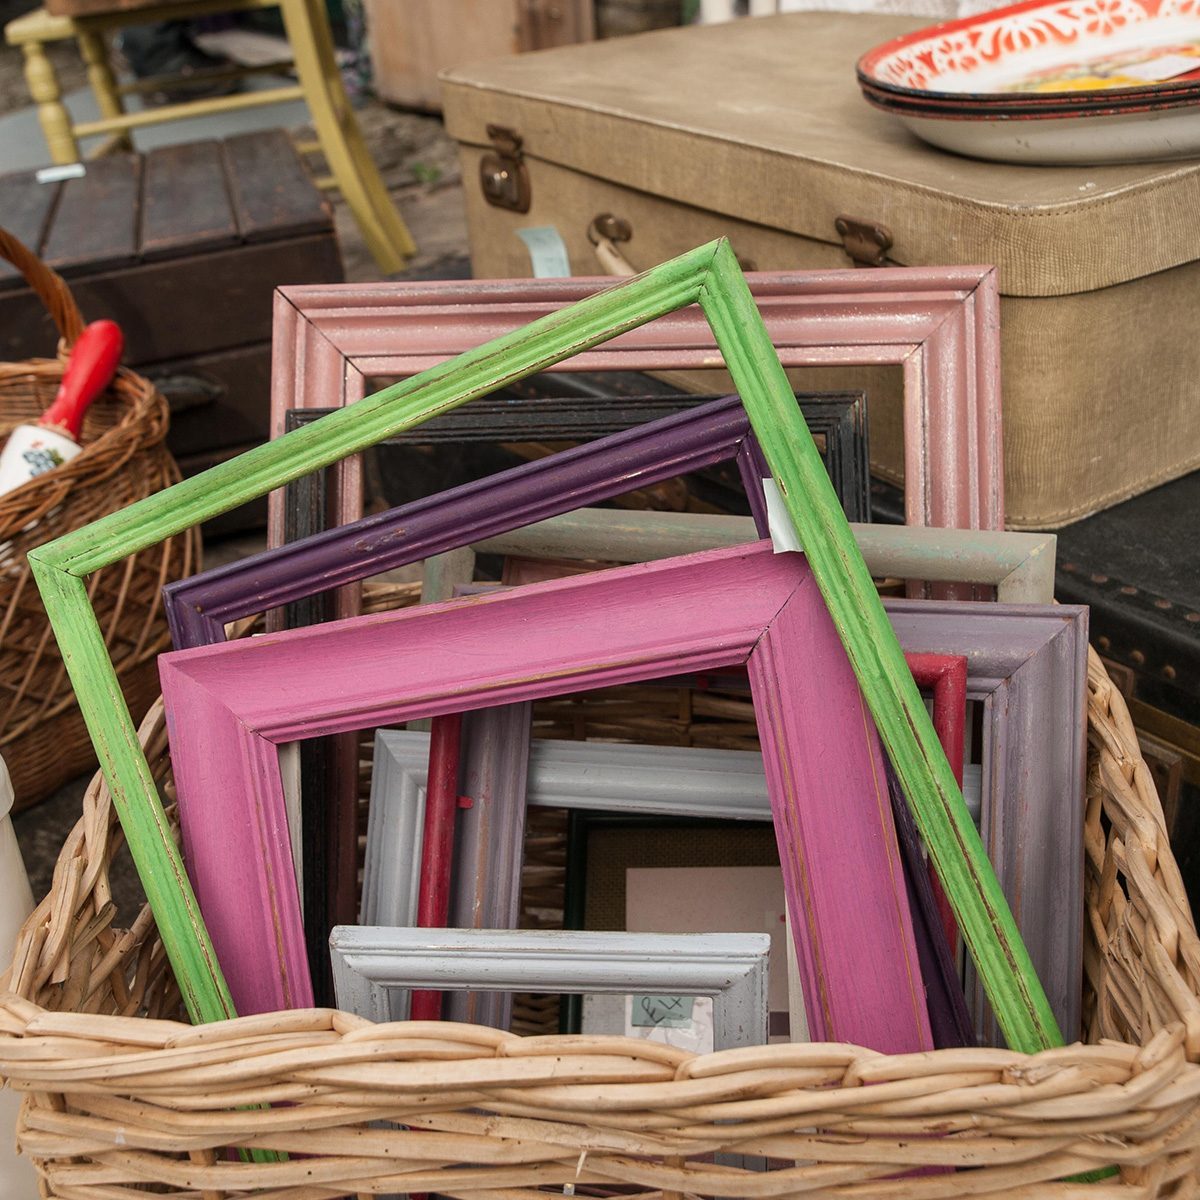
(77, 29), (132, 154)
(280, 0), (416, 273)
(21, 40), (80, 164)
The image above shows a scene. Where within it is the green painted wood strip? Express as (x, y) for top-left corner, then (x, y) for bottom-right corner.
(30, 564), (236, 1023)
(699, 241), (1061, 1053)
(28, 243), (717, 1024)
(38, 244), (716, 575)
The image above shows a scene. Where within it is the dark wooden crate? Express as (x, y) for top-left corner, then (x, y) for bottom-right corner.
(142, 343), (274, 461)
(0, 130), (343, 533)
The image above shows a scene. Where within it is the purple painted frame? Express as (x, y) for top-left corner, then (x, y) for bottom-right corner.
(163, 394), (774, 647)
(269, 268), (1004, 579)
(158, 542), (935, 1056)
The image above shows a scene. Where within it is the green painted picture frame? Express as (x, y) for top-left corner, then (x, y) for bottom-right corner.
(29, 239), (1061, 1052)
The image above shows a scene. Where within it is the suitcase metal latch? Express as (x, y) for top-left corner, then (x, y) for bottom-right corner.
(480, 125), (531, 214)
(835, 215), (894, 267)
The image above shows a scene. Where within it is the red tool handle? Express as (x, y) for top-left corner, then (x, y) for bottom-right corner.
(41, 319), (124, 440)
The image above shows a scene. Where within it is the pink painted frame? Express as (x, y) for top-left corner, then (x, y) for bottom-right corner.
(269, 268), (1003, 574)
(158, 541), (934, 1055)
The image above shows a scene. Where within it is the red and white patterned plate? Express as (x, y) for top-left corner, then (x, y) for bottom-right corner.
(859, 0), (1200, 103)
(857, 0), (1200, 161)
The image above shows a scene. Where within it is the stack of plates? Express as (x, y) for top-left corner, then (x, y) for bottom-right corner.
(857, 0), (1200, 164)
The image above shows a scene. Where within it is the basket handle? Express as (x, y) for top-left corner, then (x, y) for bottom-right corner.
(0, 226), (87, 349)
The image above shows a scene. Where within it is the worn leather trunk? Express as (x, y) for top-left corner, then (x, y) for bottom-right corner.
(0, 130), (343, 533)
(442, 12), (1200, 529)
(1053, 473), (1200, 908)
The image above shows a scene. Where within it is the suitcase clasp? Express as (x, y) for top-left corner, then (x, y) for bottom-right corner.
(835, 215), (894, 268)
(480, 125), (532, 214)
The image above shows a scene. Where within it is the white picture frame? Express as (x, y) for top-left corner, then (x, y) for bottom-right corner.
(329, 926), (771, 1053)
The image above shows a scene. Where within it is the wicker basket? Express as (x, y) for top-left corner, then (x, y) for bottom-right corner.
(0, 228), (199, 811)
(0, 646), (1197, 1196)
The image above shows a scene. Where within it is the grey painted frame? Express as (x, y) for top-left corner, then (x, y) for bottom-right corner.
(329, 926), (771, 1054)
(887, 600), (1089, 1044)
(420, 510), (1057, 604)
(363, 599), (1086, 1044)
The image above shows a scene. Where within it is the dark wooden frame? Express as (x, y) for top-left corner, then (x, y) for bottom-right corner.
(281, 383), (871, 594)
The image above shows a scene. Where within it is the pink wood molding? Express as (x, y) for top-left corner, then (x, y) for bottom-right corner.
(160, 541), (933, 1053)
(269, 268), (1003, 554)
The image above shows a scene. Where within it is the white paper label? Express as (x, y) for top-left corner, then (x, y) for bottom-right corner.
(762, 478), (804, 554)
(516, 226), (571, 278)
(1123, 53), (1200, 82)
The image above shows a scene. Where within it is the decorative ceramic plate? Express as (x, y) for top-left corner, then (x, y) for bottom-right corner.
(859, 73), (1200, 115)
(858, 0), (1200, 161)
(859, 0), (1200, 104)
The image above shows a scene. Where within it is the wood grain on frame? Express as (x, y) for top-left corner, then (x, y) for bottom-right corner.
(159, 542), (934, 1053)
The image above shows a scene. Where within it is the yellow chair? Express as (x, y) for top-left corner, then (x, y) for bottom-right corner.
(5, 0), (416, 273)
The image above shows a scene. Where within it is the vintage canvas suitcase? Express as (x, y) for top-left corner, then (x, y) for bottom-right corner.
(0, 129), (342, 532)
(441, 12), (1200, 529)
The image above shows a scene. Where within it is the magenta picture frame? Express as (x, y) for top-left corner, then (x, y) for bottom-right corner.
(158, 541), (935, 1055)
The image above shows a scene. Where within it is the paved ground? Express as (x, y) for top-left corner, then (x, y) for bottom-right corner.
(0, 31), (471, 907)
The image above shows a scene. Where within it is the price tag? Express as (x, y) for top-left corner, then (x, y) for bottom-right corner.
(762, 478), (804, 554)
(630, 994), (695, 1028)
(516, 226), (571, 278)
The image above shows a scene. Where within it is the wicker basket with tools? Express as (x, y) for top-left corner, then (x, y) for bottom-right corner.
(0, 228), (198, 810)
(0, 645), (1197, 1197)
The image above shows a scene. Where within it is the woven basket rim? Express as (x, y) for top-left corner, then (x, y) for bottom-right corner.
(1, 646), (1197, 1196)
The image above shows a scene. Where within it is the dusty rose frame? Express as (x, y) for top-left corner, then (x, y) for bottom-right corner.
(269, 267), (1003, 573)
(158, 542), (935, 1055)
